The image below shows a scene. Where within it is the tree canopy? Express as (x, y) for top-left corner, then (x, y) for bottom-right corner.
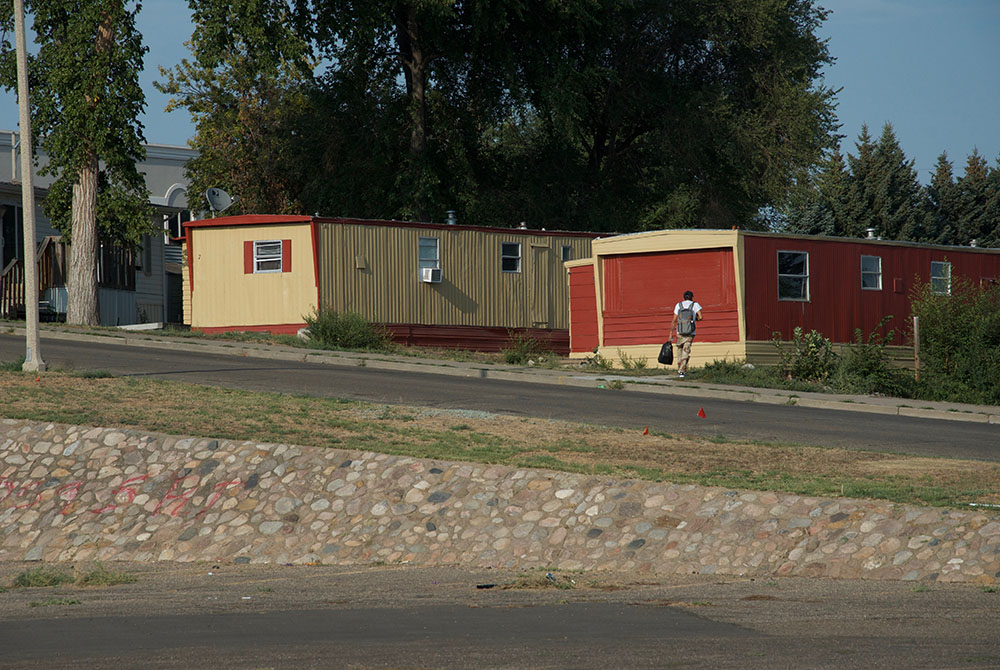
(163, 0), (839, 232)
(0, 0), (152, 324)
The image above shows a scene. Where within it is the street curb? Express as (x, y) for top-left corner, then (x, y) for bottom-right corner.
(5, 325), (1000, 425)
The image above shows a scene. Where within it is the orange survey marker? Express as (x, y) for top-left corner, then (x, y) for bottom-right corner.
(697, 407), (706, 419)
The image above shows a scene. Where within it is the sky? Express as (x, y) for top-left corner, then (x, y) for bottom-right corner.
(1, 0), (998, 185)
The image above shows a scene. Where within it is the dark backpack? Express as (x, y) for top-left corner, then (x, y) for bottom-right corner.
(676, 303), (696, 336)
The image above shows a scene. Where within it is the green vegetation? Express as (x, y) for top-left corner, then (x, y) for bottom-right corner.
(74, 563), (137, 587)
(910, 279), (1000, 405)
(1, 355), (25, 372)
(303, 310), (393, 351)
(12, 566), (74, 588)
(29, 598), (80, 608)
(8, 563), (136, 589)
(501, 332), (556, 366)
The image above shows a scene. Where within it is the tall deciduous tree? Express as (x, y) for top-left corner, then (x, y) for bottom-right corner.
(156, 0), (316, 215)
(0, 0), (151, 325)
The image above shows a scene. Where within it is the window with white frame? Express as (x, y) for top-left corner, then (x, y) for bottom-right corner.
(254, 240), (283, 273)
(501, 242), (521, 273)
(777, 250), (809, 301)
(561, 245), (573, 262)
(931, 261), (951, 295)
(418, 237), (440, 270)
(861, 255), (882, 290)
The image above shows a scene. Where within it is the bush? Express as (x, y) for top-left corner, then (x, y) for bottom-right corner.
(617, 349), (648, 370)
(303, 310), (392, 351)
(910, 279), (1000, 405)
(829, 317), (913, 397)
(773, 327), (837, 382)
(502, 332), (555, 365)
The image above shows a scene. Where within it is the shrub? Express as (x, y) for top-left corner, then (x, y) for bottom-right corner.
(910, 278), (1000, 405)
(1, 355), (25, 372)
(830, 317), (913, 397)
(502, 332), (555, 365)
(13, 566), (73, 588)
(303, 310), (392, 351)
(773, 327), (837, 382)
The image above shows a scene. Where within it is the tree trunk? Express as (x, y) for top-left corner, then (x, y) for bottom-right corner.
(395, 3), (427, 157)
(67, 152), (99, 325)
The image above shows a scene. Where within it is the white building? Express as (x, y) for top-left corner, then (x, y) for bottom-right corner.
(0, 130), (196, 325)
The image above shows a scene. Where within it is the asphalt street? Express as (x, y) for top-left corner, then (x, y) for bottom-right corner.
(1, 332), (998, 460)
(2, 563), (1000, 669)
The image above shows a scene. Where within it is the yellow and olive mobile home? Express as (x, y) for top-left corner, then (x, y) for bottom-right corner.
(182, 215), (600, 353)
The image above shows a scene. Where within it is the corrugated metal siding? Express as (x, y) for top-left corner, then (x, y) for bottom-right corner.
(317, 222), (592, 329)
(743, 236), (1000, 343)
(601, 249), (739, 345)
(568, 265), (599, 353)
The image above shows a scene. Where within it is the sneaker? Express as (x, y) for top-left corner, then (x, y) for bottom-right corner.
(678, 372), (685, 378)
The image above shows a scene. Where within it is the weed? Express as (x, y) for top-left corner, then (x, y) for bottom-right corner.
(257, 586), (275, 593)
(13, 566), (74, 588)
(71, 369), (115, 379)
(980, 585), (997, 593)
(75, 563), (137, 587)
(29, 598), (80, 607)
(773, 327), (837, 382)
(617, 349), (648, 370)
(450, 424), (472, 431)
(583, 353), (614, 371)
(1, 355), (26, 372)
(607, 379), (625, 391)
(912, 584), (931, 593)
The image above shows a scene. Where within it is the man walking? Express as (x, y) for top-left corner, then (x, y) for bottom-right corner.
(670, 290), (703, 378)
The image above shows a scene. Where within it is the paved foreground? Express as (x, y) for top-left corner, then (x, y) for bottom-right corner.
(1, 562), (999, 669)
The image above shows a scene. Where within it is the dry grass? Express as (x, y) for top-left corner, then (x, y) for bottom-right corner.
(3, 370), (999, 507)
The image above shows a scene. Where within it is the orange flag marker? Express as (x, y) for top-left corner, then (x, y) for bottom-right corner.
(35, 375), (41, 382)
(697, 407), (706, 419)
(642, 426), (649, 435)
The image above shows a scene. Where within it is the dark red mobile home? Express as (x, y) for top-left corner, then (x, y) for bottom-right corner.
(566, 230), (1000, 368)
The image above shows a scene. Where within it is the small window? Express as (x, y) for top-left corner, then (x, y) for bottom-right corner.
(501, 242), (521, 273)
(777, 251), (809, 301)
(418, 237), (440, 270)
(931, 261), (951, 295)
(861, 255), (881, 290)
(561, 245), (573, 262)
(254, 240), (283, 273)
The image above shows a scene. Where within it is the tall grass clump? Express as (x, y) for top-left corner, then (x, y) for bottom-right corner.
(303, 310), (393, 351)
(1, 355), (26, 372)
(911, 279), (1000, 405)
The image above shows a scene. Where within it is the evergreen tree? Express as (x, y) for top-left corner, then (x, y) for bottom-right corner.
(872, 123), (924, 241)
(983, 157), (1000, 249)
(784, 144), (848, 236)
(0, 0), (151, 325)
(842, 125), (879, 238)
(954, 149), (991, 247)
(923, 152), (960, 245)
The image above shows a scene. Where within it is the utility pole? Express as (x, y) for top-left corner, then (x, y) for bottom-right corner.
(14, 0), (45, 372)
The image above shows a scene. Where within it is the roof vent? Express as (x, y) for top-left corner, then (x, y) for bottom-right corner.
(971, 239), (978, 248)
(519, 221), (527, 230)
(446, 210), (457, 225)
(865, 228), (877, 240)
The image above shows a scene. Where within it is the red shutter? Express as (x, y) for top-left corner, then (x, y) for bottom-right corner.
(282, 239), (292, 273)
(244, 241), (253, 274)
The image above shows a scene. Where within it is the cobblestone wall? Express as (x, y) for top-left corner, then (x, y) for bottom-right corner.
(2, 419), (998, 584)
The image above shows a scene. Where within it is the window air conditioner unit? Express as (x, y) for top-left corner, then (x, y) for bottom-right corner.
(421, 267), (442, 283)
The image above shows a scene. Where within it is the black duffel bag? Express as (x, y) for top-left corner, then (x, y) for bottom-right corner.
(657, 341), (673, 365)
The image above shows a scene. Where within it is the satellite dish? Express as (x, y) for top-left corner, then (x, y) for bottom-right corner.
(205, 188), (235, 214)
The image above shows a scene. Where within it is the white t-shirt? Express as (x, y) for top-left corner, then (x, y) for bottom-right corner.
(673, 300), (703, 317)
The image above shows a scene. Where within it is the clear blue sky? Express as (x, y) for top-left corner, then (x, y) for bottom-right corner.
(2, 0), (998, 185)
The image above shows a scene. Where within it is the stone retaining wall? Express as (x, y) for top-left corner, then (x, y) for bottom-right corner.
(2, 418), (999, 583)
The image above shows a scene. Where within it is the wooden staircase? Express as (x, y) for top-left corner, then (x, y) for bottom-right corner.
(0, 236), (68, 320)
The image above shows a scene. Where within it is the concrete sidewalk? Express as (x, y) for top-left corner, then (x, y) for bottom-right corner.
(8, 323), (1000, 425)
